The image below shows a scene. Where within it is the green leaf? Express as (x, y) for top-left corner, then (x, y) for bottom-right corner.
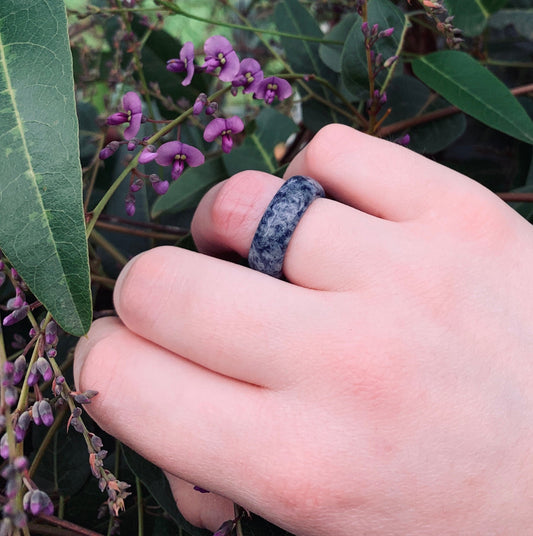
(151, 157), (227, 218)
(383, 75), (466, 154)
(444, 0), (508, 36)
(274, 0), (341, 128)
(223, 108), (297, 176)
(489, 9), (533, 39)
(412, 50), (533, 144)
(319, 13), (358, 73)
(341, 0), (407, 94)
(0, 0), (92, 335)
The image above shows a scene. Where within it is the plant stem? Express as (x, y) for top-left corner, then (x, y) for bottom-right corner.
(154, 0), (343, 45)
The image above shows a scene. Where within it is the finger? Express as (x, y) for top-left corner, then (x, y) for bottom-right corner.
(165, 475), (235, 532)
(74, 317), (273, 512)
(191, 170), (401, 290)
(113, 245), (328, 388)
(285, 124), (490, 221)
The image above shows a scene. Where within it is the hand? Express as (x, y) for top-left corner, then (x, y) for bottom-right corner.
(74, 124), (533, 535)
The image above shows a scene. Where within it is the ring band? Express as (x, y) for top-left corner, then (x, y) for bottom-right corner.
(248, 175), (325, 278)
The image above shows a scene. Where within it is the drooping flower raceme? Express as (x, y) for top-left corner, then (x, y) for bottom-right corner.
(155, 141), (205, 180)
(232, 58), (263, 94)
(202, 35), (240, 82)
(106, 91), (143, 140)
(166, 41), (195, 86)
(254, 76), (292, 104)
(203, 116), (244, 154)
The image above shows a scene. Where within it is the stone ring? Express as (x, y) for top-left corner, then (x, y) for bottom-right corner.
(248, 175), (325, 278)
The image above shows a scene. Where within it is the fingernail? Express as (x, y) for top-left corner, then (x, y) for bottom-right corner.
(113, 251), (146, 312)
(73, 318), (122, 390)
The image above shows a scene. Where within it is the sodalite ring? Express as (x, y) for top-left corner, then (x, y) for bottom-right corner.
(248, 175), (325, 278)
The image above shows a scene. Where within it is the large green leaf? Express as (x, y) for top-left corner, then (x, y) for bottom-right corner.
(444, 0), (508, 36)
(489, 8), (533, 39)
(0, 1), (91, 335)
(275, 0), (340, 130)
(383, 75), (466, 154)
(412, 50), (533, 144)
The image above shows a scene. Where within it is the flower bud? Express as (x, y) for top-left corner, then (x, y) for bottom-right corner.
(379, 27), (394, 38)
(4, 386), (18, 407)
(383, 55), (399, 68)
(149, 175), (169, 195)
(36, 357), (53, 382)
(15, 411), (31, 442)
(138, 145), (158, 164)
(13, 355), (27, 385)
(32, 400), (41, 426)
(130, 177), (144, 192)
(44, 322), (58, 346)
(99, 141), (120, 160)
(28, 490), (54, 516)
(0, 434), (9, 458)
(125, 193), (136, 217)
(38, 400), (54, 427)
(3, 304), (29, 326)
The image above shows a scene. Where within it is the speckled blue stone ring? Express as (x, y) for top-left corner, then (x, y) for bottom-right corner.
(248, 175), (325, 278)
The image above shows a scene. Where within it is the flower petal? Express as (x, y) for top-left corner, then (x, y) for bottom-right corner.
(182, 144), (205, 167)
(203, 118), (226, 142)
(155, 141), (183, 166)
(123, 91), (142, 114)
(106, 112), (128, 126)
(124, 112), (142, 140)
(138, 146), (158, 164)
(204, 35), (233, 57)
(225, 115), (244, 134)
(275, 77), (293, 100)
(218, 49), (240, 82)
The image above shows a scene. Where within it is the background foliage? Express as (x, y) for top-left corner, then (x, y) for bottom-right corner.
(0, 0), (531, 534)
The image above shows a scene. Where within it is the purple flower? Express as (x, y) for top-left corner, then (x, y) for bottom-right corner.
(202, 35), (240, 82)
(254, 76), (292, 104)
(166, 41), (195, 86)
(203, 116), (244, 154)
(232, 58), (263, 94)
(155, 141), (205, 180)
(106, 92), (143, 140)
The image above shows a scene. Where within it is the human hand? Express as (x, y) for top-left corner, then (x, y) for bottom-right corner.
(74, 124), (533, 535)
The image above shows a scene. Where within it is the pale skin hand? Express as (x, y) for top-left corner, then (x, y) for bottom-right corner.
(74, 125), (533, 535)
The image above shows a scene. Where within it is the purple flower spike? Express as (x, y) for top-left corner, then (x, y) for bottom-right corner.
(202, 35), (240, 82)
(232, 58), (264, 94)
(167, 41), (195, 86)
(203, 116), (244, 154)
(106, 92), (143, 140)
(254, 76), (292, 104)
(155, 141), (205, 180)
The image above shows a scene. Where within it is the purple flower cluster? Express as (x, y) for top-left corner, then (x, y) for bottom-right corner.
(102, 34), (293, 216)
